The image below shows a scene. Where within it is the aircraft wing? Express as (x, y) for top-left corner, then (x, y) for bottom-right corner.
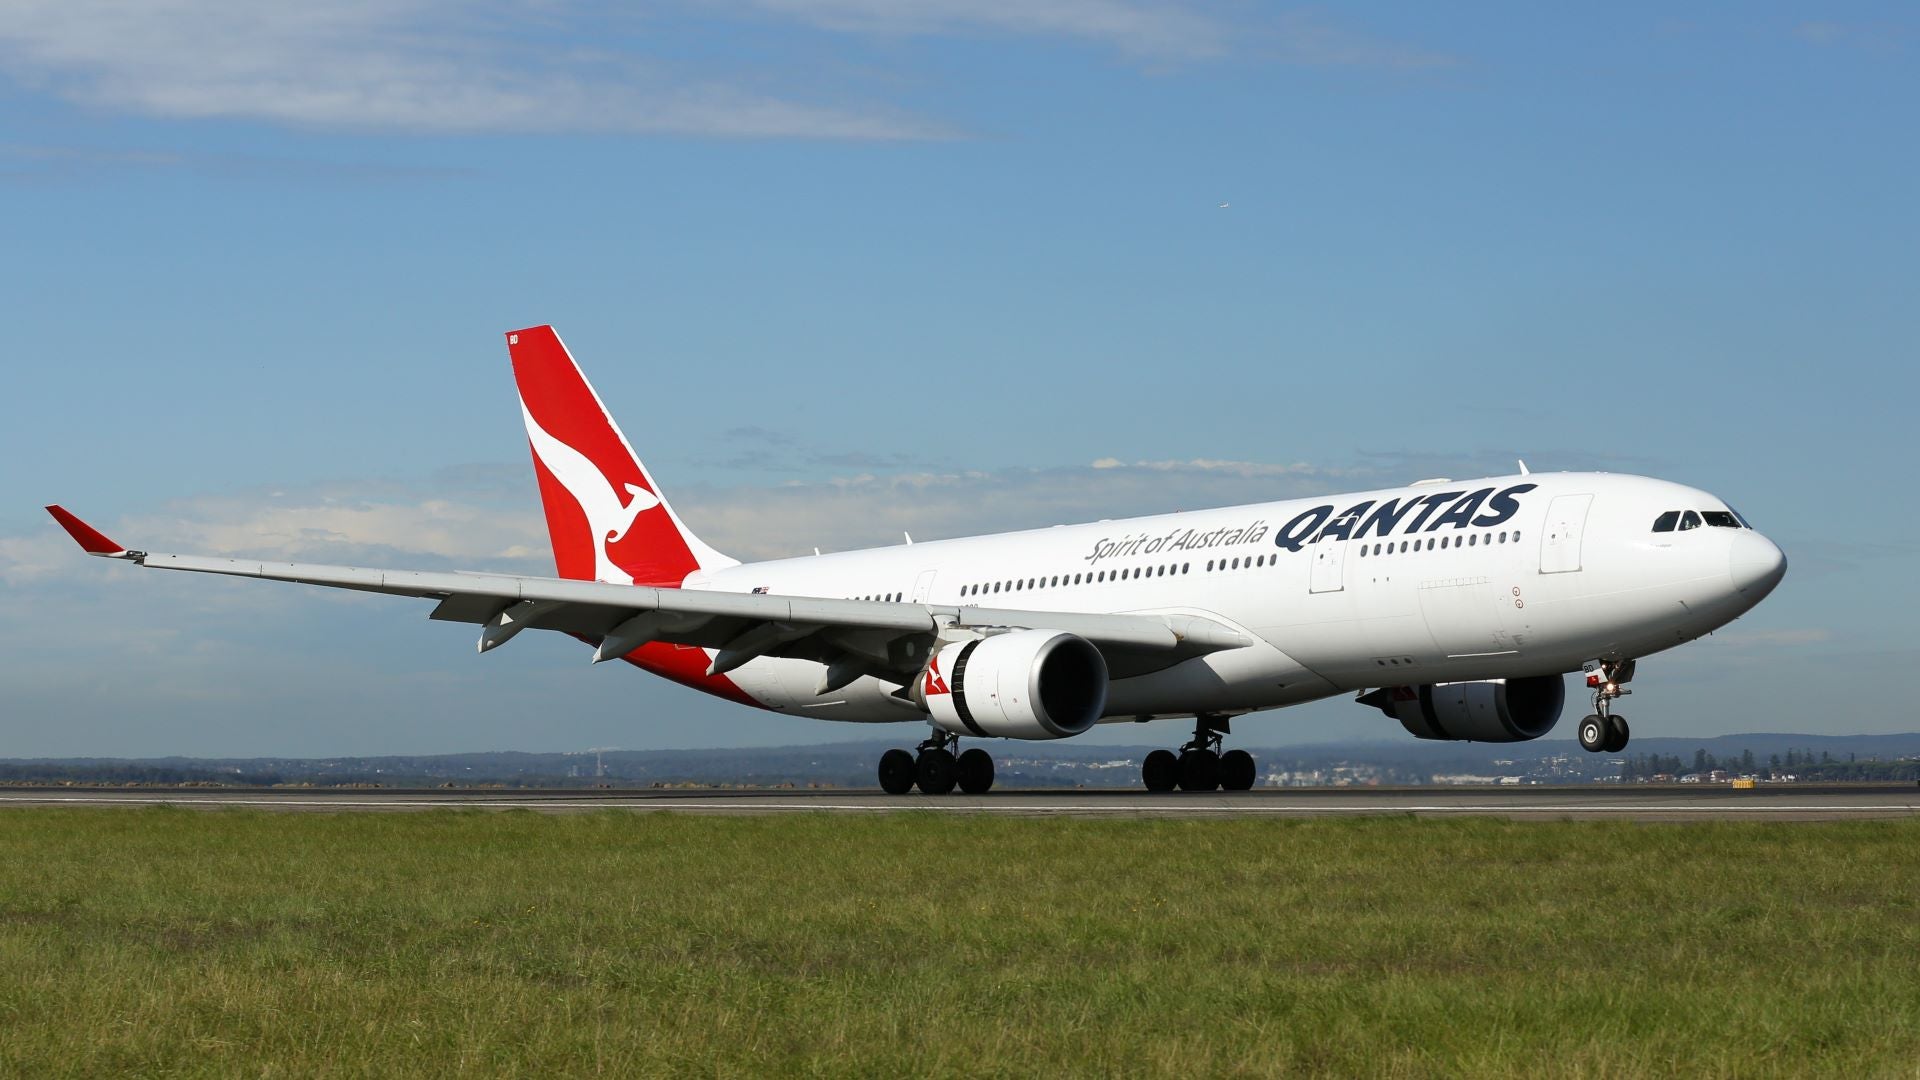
(45, 506), (1249, 683)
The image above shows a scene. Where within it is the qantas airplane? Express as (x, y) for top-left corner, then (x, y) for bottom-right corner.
(48, 326), (1787, 795)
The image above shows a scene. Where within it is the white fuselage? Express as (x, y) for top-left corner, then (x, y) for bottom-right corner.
(685, 472), (1785, 727)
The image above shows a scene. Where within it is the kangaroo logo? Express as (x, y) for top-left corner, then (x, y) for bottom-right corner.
(521, 402), (661, 584)
(923, 655), (951, 697)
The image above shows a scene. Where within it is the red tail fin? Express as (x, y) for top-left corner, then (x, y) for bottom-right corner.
(507, 326), (734, 586)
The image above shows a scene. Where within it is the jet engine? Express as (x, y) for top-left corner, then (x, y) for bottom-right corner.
(923, 630), (1108, 740)
(1357, 675), (1564, 743)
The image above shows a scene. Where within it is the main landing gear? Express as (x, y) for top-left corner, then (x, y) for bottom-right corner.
(1577, 659), (1635, 754)
(877, 731), (995, 796)
(1141, 715), (1256, 792)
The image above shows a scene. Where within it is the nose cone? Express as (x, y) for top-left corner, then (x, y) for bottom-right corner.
(1728, 531), (1787, 599)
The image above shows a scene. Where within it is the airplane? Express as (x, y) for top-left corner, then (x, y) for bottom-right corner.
(46, 325), (1787, 795)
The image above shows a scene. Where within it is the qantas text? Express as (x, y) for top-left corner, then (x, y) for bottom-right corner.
(1271, 483), (1538, 552)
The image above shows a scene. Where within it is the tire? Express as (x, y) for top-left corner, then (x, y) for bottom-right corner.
(1177, 748), (1220, 792)
(878, 749), (917, 795)
(956, 748), (995, 795)
(1142, 749), (1178, 792)
(1604, 715), (1630, 754)
(1219, 749), (1257, 791)
(916, 748), (957, 795)
(1578, 714), (1607, 753)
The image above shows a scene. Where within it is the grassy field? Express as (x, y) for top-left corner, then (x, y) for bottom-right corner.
(1, 810), (1916, 1078)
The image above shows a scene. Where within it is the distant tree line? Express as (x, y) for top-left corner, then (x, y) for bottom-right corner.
(1619, 748), (1920, 782)
(0, 763), (290, 786)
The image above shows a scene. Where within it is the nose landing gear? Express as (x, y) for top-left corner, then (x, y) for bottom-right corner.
(1578, 659), (1635, 753)
(877, 731), (996, 796)
(1142, 715), (1256, 792)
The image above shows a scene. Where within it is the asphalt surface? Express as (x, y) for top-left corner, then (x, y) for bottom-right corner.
(2, 784), (1917, 820)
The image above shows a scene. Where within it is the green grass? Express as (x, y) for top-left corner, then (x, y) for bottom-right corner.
(1, 810), (1916, 1078)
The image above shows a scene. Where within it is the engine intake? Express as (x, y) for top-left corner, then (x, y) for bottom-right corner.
(923, 630), (1108, 740)
(1358, 675), (1564, 743)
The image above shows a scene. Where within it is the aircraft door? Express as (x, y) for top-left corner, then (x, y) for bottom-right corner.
(910, 569), (938, 603)
(1539, 494), (1593, 574)
(1309, 538), (1347, 593)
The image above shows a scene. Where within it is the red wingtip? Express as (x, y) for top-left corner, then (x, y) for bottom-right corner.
(44, 505), (127, 555)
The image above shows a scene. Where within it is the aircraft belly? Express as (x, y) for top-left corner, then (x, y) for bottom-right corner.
(1103, 634), (1330, 717)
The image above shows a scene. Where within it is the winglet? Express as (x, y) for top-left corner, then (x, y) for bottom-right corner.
(44, 505), (136, 558)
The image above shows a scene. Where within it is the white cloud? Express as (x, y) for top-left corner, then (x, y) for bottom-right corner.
(0, 0), (942, 138)
(1090, 456), (1330, 478)
(1262, 10), (1456, 70)
(677, 459), (1349, 559)
(125, 493), (551, 568)
(732, 0), (1228, 60)
(1792, 22), (1905, 52)
(0, 2), (1453, 138)
(9, 479), (551, 589)
(0, 530), (75, 586)
(6, 456), (1348, 582)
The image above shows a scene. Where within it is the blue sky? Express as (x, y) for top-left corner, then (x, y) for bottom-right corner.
(2, 2), (1914, 757)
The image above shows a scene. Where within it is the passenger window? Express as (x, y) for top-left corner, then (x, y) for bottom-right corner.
(1701, 511), (1740, 529)
(1468, 534), (1477, 546)
(1679, 511), (1702, 531)
(1652, 511), (1680, 533)
(1441, 537), (1449, 549)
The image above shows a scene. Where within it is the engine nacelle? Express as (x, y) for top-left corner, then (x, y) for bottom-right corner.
(923, 630), (1108, 740)
(1358, 675), (1565, 743)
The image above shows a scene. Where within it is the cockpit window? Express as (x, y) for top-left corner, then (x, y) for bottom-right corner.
(1701, 511), (1741, 529)
(1730, 507), (1753, 528)
(1678, 511), (1702, 531)
(1652, 511), (1680, 533)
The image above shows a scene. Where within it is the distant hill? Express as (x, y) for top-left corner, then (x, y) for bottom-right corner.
(5, 733), (1919, 789)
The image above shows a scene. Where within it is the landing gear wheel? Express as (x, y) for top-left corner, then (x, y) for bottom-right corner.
(878, 749), (916, 795)
(1142, 749), (1178, 792)
(916, 748), (957, 795)
(1178, 749), (1220, 792)
(1219, 749), (1257, 791)
(1604, 715), (1630, 754)
(1578, 714), (1608, 753)
(956, 748), (995, 795)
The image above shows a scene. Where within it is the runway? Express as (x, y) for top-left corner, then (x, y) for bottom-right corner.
(2, 784), (1916, 820)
